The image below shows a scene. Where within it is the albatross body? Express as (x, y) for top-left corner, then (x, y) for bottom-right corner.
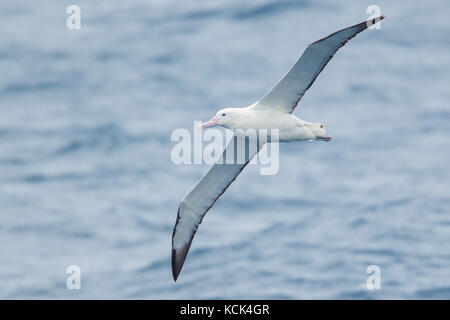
(200, 105), (331, 142)
(171, 16), (384, 281)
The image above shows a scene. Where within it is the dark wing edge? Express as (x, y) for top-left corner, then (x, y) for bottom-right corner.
(310, 15), (385, 46)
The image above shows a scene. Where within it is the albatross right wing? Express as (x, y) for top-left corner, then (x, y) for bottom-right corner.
(256, 16), (384, 114)
(171, 135), (262, 281)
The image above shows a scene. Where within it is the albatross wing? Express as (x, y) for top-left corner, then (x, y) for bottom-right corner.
(256, 16), (384, 113)
(172, 135), (262, 281)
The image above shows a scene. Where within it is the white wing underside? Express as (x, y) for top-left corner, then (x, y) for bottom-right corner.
(256, 16), (384, 114)
(172, 135), (262, 280)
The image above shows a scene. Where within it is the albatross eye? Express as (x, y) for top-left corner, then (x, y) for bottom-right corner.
(222, 113), (226, 117)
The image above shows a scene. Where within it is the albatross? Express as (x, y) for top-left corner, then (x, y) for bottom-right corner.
(171, 16), (384, 281)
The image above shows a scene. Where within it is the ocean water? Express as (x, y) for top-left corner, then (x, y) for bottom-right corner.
(1, 0), (449, 299)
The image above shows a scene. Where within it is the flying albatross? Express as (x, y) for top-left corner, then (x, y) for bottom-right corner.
(171, 16), (384, 281)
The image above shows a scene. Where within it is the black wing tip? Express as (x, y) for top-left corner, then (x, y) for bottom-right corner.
(364, 15), (385, 30)
(363, 15), (385, 27)
(369, 15), (385, 25)
(171, 206), (198, 282)
(310, 15), (386, 46)
(171, 248), (181, 282)
(171, 241), (193, 282)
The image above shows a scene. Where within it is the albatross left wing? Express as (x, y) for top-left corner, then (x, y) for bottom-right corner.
(256, 16), (384, 114)
(172, 135), (262, 281)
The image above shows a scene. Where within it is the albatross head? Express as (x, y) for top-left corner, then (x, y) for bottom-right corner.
(198, 108), (240, 130)
(308, 122), (332, 142)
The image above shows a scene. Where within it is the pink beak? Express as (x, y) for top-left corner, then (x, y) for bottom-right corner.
(198, 116), (218, 130)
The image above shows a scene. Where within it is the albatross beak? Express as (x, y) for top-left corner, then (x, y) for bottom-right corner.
(198, 116), (219, 130)
(316, 135), (332, 142)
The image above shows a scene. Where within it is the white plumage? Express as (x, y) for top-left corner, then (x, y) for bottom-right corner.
(172, 16), (384, 281)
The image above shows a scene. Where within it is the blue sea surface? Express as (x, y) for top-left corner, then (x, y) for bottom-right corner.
(1, 0), (450, 299)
